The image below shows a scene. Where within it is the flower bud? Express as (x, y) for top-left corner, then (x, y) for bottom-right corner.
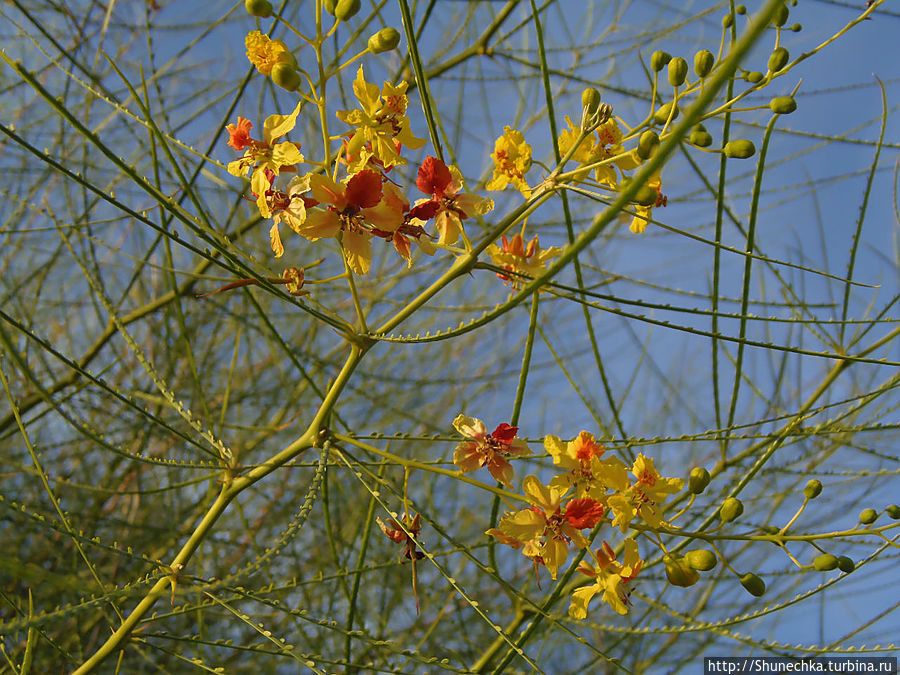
(689, 467), (711, 494)
(813, 553), (838, 571)
(582, 87), (602, 116)
(368, 27), (400, 53)
(837, 556), (855, 573)
(722, 13), (734, 28)
(887, 504), (900, 520)
(770, 96), (797, 115)
(790, 23), (802, 32)
(271, 62), (302, 91)
(719, 497), (744, 523)
(771, 3), (790, 26)
(637, 130), (660, 160)
(653, 102), (679, 125)
(665, 554), (700, 587)
(740, 572), (766, 597)
(859, 508), (878, 525)
(334, 0), (361, 20)
(724, 140), (756, 159)
(736, 4), (747, 14)
(685, 548), (718, 571)
(803, 479), (822, 499)
(633, 184), (658, 207)
(745, 71), (764, 84)
(668, 57), (688, 87)
(283, 267), (307, 296)
(689, 125), (713, 148)
(619, 177), (656, 206)
(245, 0), (273, 17)
(651, 50), (671, 72)
(768, 47), (789, 73)
(323, 0), (337, 14)
(694, 50), (715, 78)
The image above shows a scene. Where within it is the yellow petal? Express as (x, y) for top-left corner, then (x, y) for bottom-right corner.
(352, 66), (381, 115)
(262, 101), (302, 145)
(498, 509), (545, 542)
(342, 230), (371, 275)
(522, 475), (559, 513)
(269, 223), (284, 258)
(452, 414), (485, 438)
(569, 584), (599, 620)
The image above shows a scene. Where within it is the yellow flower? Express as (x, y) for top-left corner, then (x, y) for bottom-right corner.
(556, 116), (636, 188)
(629, 171), (664, 234)
(245, 30), (295, 76)
(300, 171), (385, 275)
(413, 156), (493, 246)
(545, 432), (629, 501)
(452, 415), (530, 488)
(485, 233), (560, 289)
(226, 102), (305, 199)
(261, 174), (312, 258)
(607, 453), (684, 532)
(336, 66), (425, 170)
(488, 475), (604, 580)
(486, 126), (532, 198)
(569, 539), (643, 618)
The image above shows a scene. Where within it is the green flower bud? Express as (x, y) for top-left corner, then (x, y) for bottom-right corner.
(768, 47), (790, 73)
(668, 57), (688, 87)
(653, 102), (679, 125)
(582, 87), (602, 116)
(886, 504), (900, 520)
(633, 184), (658, 207)
(837, 556), (855, 573)
(689, 467), (711, 494)
(859, 508), (878, 525)
(368, 27), (400, 53)
(665, 554), (700, 587)
(271, 63), (302, 92)
(651, 50), (672, 73)
(637, 130), (660, 160)
(803, 479), (822, 499)
(245, 0), (273, 17)
(762, 525), (780, 535)
(740, 572), (766, 597)
(745, 70), (764, 84)
(736, 4), (747, 14)
(772, 3), (790, 26)
(790, 23), (802, 32)
(334, 0), (361, 21)
(620, 177), (655, 205)
(813, 554), (839, 571)
(323, 0), (337, 14)
(770, 96), (797, 115)
(719, 497), (744, 523)
(722, 13), (734, 28)
(724, 140), (756, 159)
(694, 50), (715, 78)
(685, 549), (718, 571)
(689, 125), (713, 148)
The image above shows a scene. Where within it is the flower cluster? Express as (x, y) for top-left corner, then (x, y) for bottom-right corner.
(451, 419), (683, 617)
(485, 111), (669, 236)
(225, 57), (495, 272)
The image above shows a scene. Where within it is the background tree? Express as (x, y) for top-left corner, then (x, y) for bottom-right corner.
(1, 0), (897, 672)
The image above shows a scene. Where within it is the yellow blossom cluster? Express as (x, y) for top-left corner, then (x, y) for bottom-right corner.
(452, 418), (684, 617)
(226, 39), (495, 272)
(485, 116), (668, 236)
